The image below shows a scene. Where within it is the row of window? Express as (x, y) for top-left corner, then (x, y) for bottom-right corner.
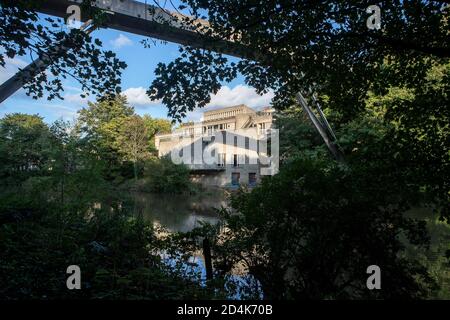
(217, 153), (245, 167)
(231, 172), (257, 186)
(203, 123), (232, 135)
(181, 121), (271, 136)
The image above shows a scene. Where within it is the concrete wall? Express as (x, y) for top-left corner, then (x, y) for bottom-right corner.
(190, 164), (260, 187)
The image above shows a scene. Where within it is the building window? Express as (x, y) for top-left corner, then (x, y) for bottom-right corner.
(218, 153), (225, 167)
(231, 172), (240, 186)
(249, 173), (257, 186)
(232, 154), (244, 167)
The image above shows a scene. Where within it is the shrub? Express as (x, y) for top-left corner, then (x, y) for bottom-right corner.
(142, 156), (193, 194)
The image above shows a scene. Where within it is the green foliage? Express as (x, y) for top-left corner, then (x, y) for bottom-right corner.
(0, 113), (110, 215)
(379, 63), (450, 219)
(77, 96), (136, 181)
(141, 156), (194, 194)
(0, 205), (217, 299)
(404, 208), (450, 299)
(149, 49), (237, 121)
(142, 115), (172, 155)
(0, 0), (127, 100)
(118, 115), (151, 180)
(76, 96), (177, 183)
(149, 1), (449, 120)
(275, 107), (327, 162)
(340, 62), (450, 220)
(201, 152), (435, 299)
(0, 111), (216, 300)
(0, 113), (53, 182)
(77, 95), (135, 152)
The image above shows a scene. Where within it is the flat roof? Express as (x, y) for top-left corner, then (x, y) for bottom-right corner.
(203, 104), (254, 115)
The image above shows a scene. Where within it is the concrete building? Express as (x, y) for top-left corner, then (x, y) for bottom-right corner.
(155, 104), (275, 187)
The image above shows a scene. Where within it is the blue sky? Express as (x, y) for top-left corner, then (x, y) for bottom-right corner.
(0, 1), (274, 124)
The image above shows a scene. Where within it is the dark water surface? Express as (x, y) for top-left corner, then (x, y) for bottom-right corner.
(131, 189), (228, 232)
(128, 194), (449, 299)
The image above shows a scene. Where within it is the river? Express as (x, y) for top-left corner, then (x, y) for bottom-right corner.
(127, 194), (449, 298)
(128, 189), (257, 298)
(130, 189), (228, 232)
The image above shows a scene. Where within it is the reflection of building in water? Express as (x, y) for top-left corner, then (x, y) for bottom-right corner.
(155, 104), (274, 187)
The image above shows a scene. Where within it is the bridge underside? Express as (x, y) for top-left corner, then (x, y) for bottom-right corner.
(38, 0), (248, 58)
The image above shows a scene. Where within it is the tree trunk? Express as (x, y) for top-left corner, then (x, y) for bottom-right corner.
(133, 160), (138, 181)
(203, 237), (213, 281)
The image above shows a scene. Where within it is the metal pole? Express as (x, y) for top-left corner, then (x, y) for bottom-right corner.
(296, 92), (344, 162)
(311, 92), (338, 142)
(0, 20), (94, 104)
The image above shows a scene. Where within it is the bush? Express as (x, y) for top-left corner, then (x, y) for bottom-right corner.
(142, 156), (193, 194)
(203, 153), (436, 299)
(0, 204), (218, 300)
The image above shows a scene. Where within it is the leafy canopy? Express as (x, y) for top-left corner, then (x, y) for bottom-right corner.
(0, 0), (127, 100)
(148, 1), (449, 121)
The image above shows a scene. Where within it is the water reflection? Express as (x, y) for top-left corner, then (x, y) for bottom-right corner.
(130, 189), (263, 298)
(131, 190), (228, 232)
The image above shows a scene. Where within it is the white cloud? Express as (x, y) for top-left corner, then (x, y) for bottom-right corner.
(122, 86), (161, 106)
(63, 93), (89, 105)
(110, 34), (133, 49)
(62, 85), (83, 93)
(207, 84), (274, 109)
(0, 56), (29, 83)
(0, 57), (31, 99)
(185, 85), (274, 121)
(0, 98), (79, 122)
(38, 102), (78, 119)
(5, 56), (28, 68)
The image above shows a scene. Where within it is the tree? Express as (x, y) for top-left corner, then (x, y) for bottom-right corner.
(363, 62), (450, 220)
(147, 1), (449, 221)
(49, 119), (109, 209)
(0, 113), (110, 215)
(275, 107), (324, 162)
(0, 113), (53, 180)
(118, 115), (150, 181)
(77, 95), (135, 149)
(179, 59), (448, 299)
(77, 95), (135, 180)
(143, 156), (193, 194)
(148, 1), (449, 119)
(142, 115), (172, 154)
(193, 103), (442, 298)
(0, 0), (127, 101)
(205, 153), (435, 299)
(76, 96), (176, 181)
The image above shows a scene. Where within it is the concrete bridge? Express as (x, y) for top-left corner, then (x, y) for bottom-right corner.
(0, 0), (250, 104)
(37, 0), (248, 58)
